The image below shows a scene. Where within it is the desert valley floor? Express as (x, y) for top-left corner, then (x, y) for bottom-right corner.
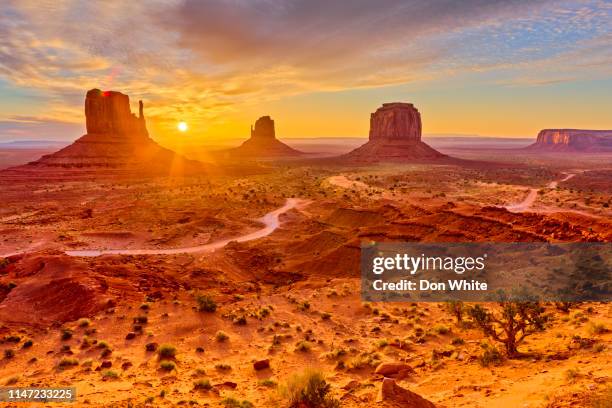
(0, 150), (611, 407)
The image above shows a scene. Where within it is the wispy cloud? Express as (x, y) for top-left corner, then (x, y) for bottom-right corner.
(0, 0), (610, 140)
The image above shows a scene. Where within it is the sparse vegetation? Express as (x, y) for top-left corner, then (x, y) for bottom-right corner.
(102, 370), (119, 379)
(58, 358), (79, 369)
(221, 397), (254, 408)
(282, 369), (340, 408)
(193, 379), (212, 390)
(158, 344), (177, 359)
(159, 360), (176, 371)
(196, 294), (217, 312)
(215, 331), (229, 342)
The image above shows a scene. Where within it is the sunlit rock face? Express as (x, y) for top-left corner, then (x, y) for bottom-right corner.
(528, 129), (612, 152)
(85, 89), (148, 138)
(369, 102), (422, 142)
(342, 102), (444, 162)
(250, 116), (276, 140)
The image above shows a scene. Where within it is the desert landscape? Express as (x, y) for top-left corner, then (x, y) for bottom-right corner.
(0, 89), (610, 408)
(1, 2), (611, 407)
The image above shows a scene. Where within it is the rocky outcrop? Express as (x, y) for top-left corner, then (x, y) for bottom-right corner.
(378, 378), (437, 407)
(5, 89), (205, 175)
(370, 103), (422, 141)
(527, 129), (612, 152)
(342, 102), (444, 162)
(223, 116), (303, 158)
(250, 116), (275, 140)
(85, 89), (148, 138)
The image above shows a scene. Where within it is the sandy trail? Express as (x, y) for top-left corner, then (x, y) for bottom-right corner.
(0, 198), (306, 258)
(65, 198), (308, 257)
(506, 172), (576, 212)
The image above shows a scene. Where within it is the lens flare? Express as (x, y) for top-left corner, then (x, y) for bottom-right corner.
(178, 121), (188, 132)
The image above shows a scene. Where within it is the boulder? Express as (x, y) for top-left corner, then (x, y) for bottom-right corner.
(378, 378), (437, 407)
(253, 359), (270, 371)
(375, 362), (415, 378)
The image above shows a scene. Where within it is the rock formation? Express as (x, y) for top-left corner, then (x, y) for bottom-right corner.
(527, 129), (612, 152)
(377, 378), (437, 407)
(342, 102), (444, 162)
(224, 116), (303, 158)
(6, 89), (204, 175)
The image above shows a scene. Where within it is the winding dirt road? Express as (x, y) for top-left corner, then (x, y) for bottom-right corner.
(505, 173), (576, 212)
(60, 198), (308, 257)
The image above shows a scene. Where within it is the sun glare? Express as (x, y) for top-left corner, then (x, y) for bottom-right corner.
(178, 121), (188, 132)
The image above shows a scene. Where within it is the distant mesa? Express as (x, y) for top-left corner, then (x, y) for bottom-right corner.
(527, 129), (612, 152)
(341, 102), (445, 162)
(224, 116), (304, 158)
(4, 89), (204, 175)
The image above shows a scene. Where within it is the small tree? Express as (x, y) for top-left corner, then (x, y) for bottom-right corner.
(468, 302), (547, 357)
(445, 301), (464, 325)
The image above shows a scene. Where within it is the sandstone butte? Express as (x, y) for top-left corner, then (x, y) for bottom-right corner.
(223, 115), (304, 158)
(342, 102), (445, 162)
(527, 129), (612, 152)
(3, 89), (204, 176)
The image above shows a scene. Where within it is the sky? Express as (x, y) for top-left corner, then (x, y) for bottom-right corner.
(0, 0), (611, 145)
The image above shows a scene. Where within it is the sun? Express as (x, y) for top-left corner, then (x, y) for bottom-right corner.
(177, 121), (188, 132)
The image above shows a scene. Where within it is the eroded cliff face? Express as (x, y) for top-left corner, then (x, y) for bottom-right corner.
(85, 89), (148, 138)
(530, 129), (612, 152)
(342, 102), (444, 162)
(369, 102), (422, 141)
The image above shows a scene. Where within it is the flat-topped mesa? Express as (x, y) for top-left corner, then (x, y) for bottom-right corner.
(250, 116), (276, 139)
(342, 102), (444, 162)
(529, 129), (612, 152)
(369, 102), (422, 142)
(85, 89), (148, 138)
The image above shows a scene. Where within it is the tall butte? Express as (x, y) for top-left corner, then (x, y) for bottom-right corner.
(342, 102), (444, 162)
(5, 89), (203, 175)
(224, 116), (303, 158)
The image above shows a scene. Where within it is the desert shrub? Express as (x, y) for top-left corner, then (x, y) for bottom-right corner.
(215, 331), (229, 342)
(451, 337), (465, 346)
(295, 341), (312, 352)
(159, 360), (176, 371)
(221, 397), (254, 408)
(554, 302), (574, 313)
(158, 344), (177, 359)
(97, 341), (109, 349)
(565, 368), (581, 383)
(259, 378), (277, 387)
(468, 301), (547, 357)
(22, 339), (33, 349)
(589, 323), (608, 335)
(215, 363), (232, 371)
(376, 339), (389, 348)
(233, 315), (247, 325)
(58, 358), (79, 368)
(196, 294), (217, 312)
(282, 369), (340, 408)
(297, 301), (310, 312)
(346, 353), (380, 370)
(5, 335), (21, 343)
(61, 329), (73, 341)
(4, 349), (15, 359)
(433, 324), (451, 335)
(478, 344), (503, 367)
(193, 379), (212, 390)
(133, 315), (148, 324)
(445, 301), (465, 324)
(102, 370), (119, 379)
(321, 312), (332, 320)
(78, 318), (91, 327)
(139, 303), (150, 311)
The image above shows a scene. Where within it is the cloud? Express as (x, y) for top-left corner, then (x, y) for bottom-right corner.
(0, 0), (610, 139)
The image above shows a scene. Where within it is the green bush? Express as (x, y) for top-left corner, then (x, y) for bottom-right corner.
(159, 361), (176, 371)
(193, 379), (212, 390)
(215, 331), (229, 342)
